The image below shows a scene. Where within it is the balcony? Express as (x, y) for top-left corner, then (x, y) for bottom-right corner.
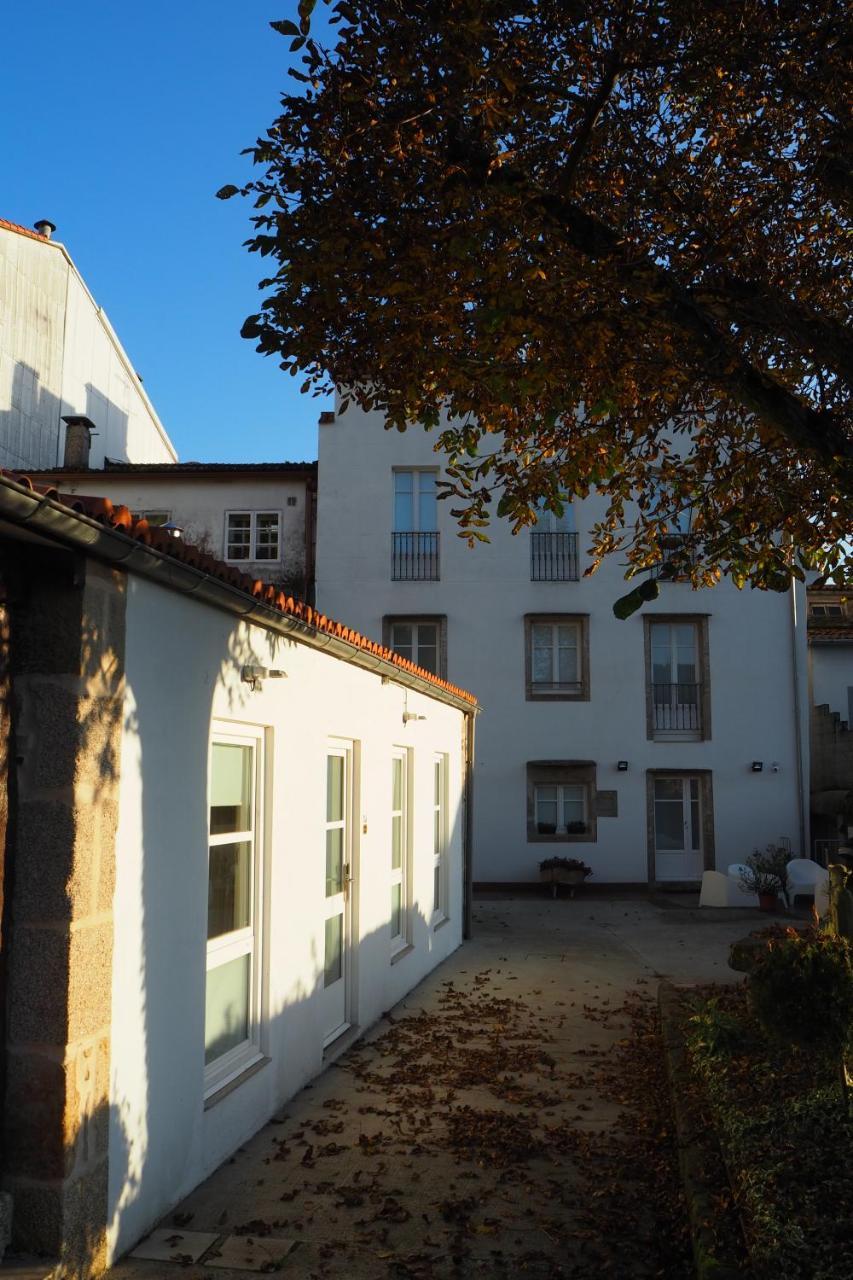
(652, 682), (703, 735)
(392, 531), (440, 581)
(531, 532), (579, 581)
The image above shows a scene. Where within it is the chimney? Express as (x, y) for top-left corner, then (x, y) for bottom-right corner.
(34, 219), (56, 240)
(62, 416), (96, 469)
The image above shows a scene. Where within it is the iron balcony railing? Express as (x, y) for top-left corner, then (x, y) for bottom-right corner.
(530, 531), (579, 581)
(392, 531), (440, 581)
(652, 682), (703, 732)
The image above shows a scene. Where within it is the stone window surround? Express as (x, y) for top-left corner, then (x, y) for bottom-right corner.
(526, 760), (597, 844)
(524, 613), (590, 702)
(644, 768), (715, 882)
(382, 614), (448, 679)
(642, 613), (712, 741)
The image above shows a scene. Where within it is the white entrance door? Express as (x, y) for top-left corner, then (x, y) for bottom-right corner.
(653, 776), (703, 881)
(323, 748), (352, 1046)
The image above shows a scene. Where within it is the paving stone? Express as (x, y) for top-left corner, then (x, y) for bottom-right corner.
(205, 1236), (295, 1271)
(129, 1229), (219, 1263)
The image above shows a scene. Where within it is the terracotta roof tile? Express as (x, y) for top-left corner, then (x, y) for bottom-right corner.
(0, 217), (56, 245)
(3, 469), (477, 707)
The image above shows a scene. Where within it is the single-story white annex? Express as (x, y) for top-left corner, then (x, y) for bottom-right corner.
(0, 472), (476, 1274)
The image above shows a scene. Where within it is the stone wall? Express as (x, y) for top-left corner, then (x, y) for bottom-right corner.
(2, 546), (126, 1276)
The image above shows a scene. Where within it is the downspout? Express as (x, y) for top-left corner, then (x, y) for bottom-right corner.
(463, 709), (477, 940)
(790, 583), (808, 855)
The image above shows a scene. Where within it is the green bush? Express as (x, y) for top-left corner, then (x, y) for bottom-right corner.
(749, 933), (853, 1058)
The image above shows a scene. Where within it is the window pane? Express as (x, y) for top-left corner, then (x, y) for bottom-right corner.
(391, 623), (413, 657)
(390, 883), (402, 937)
(434, 865), (441, 913)
(327, 755), (344, 823)
(650, 624), (673, 684)
(391, 815), (403, 870)
(654, 777), (683, 801)
(394, 472), (414, 531)
(255, 513), (279, 560)
(326, 828), (343, 897)
(532, 626), (553, 684)
(210, 743), (252, 835)
(205, 953), (250, 1064)
(392, 756), (402, 810)
(416, 623), (438, 673)
(227, 514), (251, 559)
(556, 627), (579, 683)
(655, 801), (685, 850)
(535, 785), (558, 827)
(208, 841), (251, 939)
(418, 472), (437, 532)
(324, 914), (343, 987)
(561, 785), (585, 825)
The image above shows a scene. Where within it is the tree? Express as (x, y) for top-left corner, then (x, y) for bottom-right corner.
(220, 0), (852, 593)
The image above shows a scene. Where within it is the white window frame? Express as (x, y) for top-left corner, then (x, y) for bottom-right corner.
(205, 722), (266, 1098)
(386, 617), (444, 677)
(534, 782), (587, 832)
(390, 748), (411, 956)
(393, 469), (438, 533)
(529, 620), (581, 696)
(534, 495), (575, 533)
(224, 510), (282, 562)
(432, 753), (449, 923)
(131, 508), (171, 527)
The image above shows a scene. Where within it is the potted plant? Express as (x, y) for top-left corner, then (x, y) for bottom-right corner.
(737, 847), (789, 911)
(536, 821), (557, 835)
(539, 856), (593, 898)
(566, 820), (587, 835)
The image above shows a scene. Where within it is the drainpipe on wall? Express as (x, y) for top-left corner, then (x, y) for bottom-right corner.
(463, 710), (477, 940)
(790, 582), (808, 856)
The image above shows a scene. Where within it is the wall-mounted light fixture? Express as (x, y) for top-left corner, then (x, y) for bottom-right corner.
(616, 761), (629, 772)
(160, 520), (184, 540)
(241, 665), (288, 692)
(402, 710), (427, 724)
(751, 761), (764, 772)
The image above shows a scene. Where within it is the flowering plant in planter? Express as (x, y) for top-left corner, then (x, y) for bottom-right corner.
(738, 847), (790, 910)
(539, 856), (593, 898)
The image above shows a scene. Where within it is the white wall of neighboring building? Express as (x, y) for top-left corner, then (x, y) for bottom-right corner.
(811, 644), (853, 724)
(316, 405), (810, 883)
(108, 575), (467, 1259)
(0, 224), (176, 470)
(42, 470), (314, 590)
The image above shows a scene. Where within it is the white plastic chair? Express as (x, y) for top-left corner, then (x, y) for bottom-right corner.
(700, 870), (757, 908)
(786, 858), (827, 904)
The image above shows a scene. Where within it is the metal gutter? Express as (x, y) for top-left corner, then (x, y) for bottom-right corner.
(0, 475), (478, 717)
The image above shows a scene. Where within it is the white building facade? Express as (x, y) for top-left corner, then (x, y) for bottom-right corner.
(27, 460), (317, 599)
(317, 405), (811, 885)
(0, 217), (176, 470)
(0, 472), (473, 1268)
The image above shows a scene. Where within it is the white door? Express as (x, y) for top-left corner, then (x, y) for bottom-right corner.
(653, 776), (703, 881)
(323, 748), (352, 1046)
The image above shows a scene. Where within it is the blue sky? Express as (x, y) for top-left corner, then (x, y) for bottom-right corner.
(1, 2), (331, 463)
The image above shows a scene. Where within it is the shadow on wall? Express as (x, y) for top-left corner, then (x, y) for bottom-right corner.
(107, 603), (463, 1263)
(0, 360), (132, 472)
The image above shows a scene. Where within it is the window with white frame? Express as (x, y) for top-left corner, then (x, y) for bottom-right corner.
(433, 753), (448, 919)
(526, 761), (596, 842)
(535, 783), (586, 832)
(390, 750), (409, 953)
(393, 470), (437, 532)
(384, 617), (445, 676)
(525, 615), (588, 699)
(205, 725), (265, 1093)
(132, 508), (171, 527)
(534, 495), (575, 533)
(225, 511), (281, 561)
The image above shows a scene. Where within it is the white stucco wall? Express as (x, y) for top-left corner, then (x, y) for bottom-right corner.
(316, 405), (810, 882)
(47, 472), (312, 588)
(108, 576), (467, 1259)
(811, 644), (853, 724)
(0, 226), (176, 470)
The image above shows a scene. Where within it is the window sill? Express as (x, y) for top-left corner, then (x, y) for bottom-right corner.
(526, 691), (589, 702)
(527, 831), (596, 844)
(204, 1053), (269, 1110)
(651, 731), (704, 742)
(390, 942), (414, 966)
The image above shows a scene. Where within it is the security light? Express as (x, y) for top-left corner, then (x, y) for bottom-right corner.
(616, 761), (629, 772)
(751, 761), (764, 772)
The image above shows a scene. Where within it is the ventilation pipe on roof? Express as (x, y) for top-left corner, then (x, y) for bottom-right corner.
(33, 219), (56, 239)
(61, 416), (96, 469)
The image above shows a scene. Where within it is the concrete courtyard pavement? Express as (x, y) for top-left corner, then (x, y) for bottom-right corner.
(111, 895), (760, 1280)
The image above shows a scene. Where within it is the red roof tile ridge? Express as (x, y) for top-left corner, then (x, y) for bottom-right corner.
(2, 469), (477, 706)
(0, 217), (56, 245)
